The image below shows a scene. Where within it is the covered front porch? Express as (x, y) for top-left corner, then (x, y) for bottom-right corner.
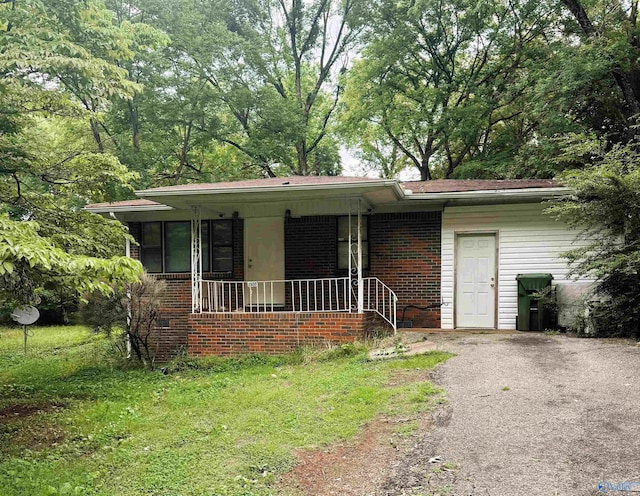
(200, 276), (398, 329)
(131, 180), (413, 351)
(125, 177), (442, 357)
(188, 197), (398, 332)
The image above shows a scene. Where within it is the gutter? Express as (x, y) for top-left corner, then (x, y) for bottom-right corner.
(85, 204), (174, 213)
(401, 187), (570, 202)
(136, 179), (405, 199)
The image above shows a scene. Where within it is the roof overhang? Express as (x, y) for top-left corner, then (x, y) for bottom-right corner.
(402, 187), (570, 206)
(86, 179), (571, 218)
(135, 179), (406, 210)
(86, 203), (174, 214)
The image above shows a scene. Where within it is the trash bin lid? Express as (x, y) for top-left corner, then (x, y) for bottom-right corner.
(516, 273), (554, 292)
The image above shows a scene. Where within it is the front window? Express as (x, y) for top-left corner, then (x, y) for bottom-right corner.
(164, 222), (191, 272)
(211, 220), (233, 272)
(337, 216), (369, 270)
(141, 222), (162, 273)
(138, 220), (233, 274)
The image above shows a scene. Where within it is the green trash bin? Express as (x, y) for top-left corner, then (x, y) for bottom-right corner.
(516, 273), (554, 331)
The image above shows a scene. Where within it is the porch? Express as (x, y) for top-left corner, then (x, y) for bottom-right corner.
(118, 177), (442, 357)
(199, 276), (398, 330)
(185, 187), (402, 337)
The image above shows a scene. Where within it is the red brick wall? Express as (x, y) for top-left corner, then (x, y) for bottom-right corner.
(188, 312), (368, 356)
(369, 212), (441, 328)
(285, 216), (337, 279)
(283, 212), (442, 328)
(152, 276), (191, 359)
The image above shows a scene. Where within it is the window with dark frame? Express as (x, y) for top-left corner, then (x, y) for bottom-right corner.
(140, 222), (162, 273)
(210, 220), (233, 272)
(337, 216), (369, 270)
(164, 221), (191, 272)
(138, 220), (233, 274)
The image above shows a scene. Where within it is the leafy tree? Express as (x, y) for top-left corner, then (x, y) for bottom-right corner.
(342, 123), (412, 178)
(0, 216), (141, 306)
(558, 0), (640, 142)
(120, 0), (365, 178)
(548, 137), (640, 338)
(0, 0), (144, 307)
(341, 0), (558, 180)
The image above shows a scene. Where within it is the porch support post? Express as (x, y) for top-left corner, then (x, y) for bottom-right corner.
(191, 206), (202, 313)
(348, 206), (352, 312)
(357, 200), (364, 313)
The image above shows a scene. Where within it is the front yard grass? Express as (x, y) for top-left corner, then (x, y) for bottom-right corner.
(0, 325), (452, 496)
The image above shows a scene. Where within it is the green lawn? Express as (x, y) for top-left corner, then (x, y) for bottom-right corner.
(0, 325), (452, 496)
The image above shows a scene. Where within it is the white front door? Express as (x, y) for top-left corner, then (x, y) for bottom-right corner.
(455, 234), (496, 328)
(244, 217), (285, 306)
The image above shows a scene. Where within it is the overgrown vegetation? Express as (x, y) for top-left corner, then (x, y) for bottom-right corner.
(82, 273), (166, 367)
(549, 138), (640, 338)
(0, 325), (452, 495)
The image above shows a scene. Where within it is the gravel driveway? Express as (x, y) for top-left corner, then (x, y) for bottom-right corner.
(383, 332), (640, 496)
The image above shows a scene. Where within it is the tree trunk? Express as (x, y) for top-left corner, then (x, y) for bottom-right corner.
(90, 118), (104, 153)
(420, 159), (431, 180)
(128, 101), (141, 152)
(296, 140), (308, 175)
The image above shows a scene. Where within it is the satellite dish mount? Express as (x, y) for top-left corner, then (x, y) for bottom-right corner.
(10, 305), (40, 353)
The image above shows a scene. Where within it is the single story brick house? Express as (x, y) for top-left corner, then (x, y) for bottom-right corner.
(86, 176), (589, 359)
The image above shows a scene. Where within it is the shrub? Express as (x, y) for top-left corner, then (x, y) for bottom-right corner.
(81, 273), (165, 367)
(549, 138), (640, 338)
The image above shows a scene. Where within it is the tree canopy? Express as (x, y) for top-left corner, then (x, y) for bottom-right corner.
(2, 0), (640, 314)
(0, 0), (145, 306)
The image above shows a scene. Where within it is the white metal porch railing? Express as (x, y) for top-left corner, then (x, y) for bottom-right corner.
(201, 276), (398, 330)
(362, 277), (398, 331)
(202, 277), (351, 313)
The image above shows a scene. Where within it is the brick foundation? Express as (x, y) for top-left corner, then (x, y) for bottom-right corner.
(152, 277), (191, 360)
(187, 312), (371, 356)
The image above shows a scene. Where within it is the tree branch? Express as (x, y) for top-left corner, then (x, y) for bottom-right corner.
(559, 0), (596, 36)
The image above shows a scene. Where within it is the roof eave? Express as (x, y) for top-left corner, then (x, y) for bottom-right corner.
(85, 204), (174, 214)
(135, 179), (404, 198)
(403, 187), (570, 202)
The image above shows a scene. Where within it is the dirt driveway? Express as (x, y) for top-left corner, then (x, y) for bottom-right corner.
(383, 331), (640, 496)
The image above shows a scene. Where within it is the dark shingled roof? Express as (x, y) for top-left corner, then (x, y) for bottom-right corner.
(86, 177), (562, 209)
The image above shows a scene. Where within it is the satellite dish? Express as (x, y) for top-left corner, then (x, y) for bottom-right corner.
(10, 306), (40, 325)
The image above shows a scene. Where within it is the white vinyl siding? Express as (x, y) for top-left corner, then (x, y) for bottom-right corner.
(441, 202), (588, 329)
